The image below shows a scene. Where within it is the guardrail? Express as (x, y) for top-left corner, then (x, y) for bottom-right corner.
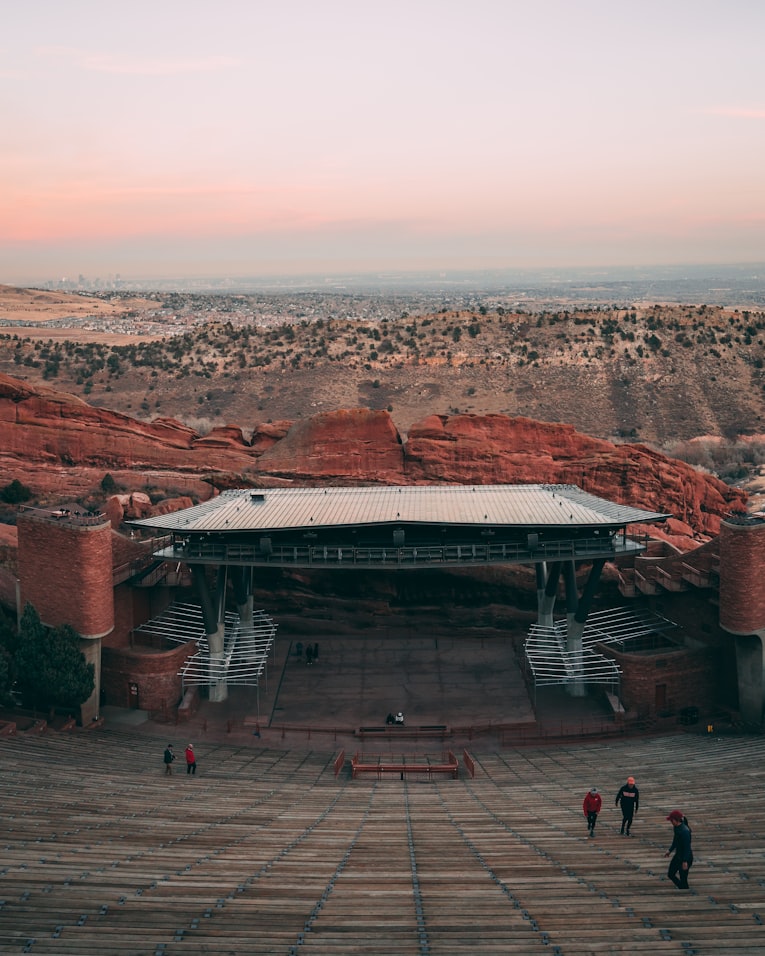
(357, 725), (450, 741)
(164, 533), (647, 569)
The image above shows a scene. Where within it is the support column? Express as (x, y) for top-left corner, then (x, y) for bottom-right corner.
(231, 566), (254, 630)
(734, 633), (765, 726)
(563, 561), (586, 698)
(537, 561), (561, 628)
(191, 564), (228, 703)
(79, 638), (102, 725)
(563, 559), (606, 699)
(535, 562), (547, 623)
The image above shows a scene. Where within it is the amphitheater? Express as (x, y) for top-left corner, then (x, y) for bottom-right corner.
(2, 679), (765, 955)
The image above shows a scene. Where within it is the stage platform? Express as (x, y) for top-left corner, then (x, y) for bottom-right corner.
(119, 628), (618, 749)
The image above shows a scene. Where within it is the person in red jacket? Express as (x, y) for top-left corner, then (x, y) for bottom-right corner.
(583, 787), (602, 837)
(185, 744), (197, 776)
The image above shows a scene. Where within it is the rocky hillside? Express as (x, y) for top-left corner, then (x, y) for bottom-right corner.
(0, 373), (745, 543)
(1, 299), (764, 446)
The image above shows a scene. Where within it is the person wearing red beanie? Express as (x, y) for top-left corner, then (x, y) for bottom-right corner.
(615, 775), (640, 836)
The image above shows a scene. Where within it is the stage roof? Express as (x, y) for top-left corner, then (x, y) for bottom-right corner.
(131, 484), (670, 535)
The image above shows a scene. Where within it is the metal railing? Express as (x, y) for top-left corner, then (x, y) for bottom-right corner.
(162, 533), (648, 569)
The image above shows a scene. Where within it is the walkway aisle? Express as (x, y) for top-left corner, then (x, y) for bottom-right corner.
(460, 738), (765, 954)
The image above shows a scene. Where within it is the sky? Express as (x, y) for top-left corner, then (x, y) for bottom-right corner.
(2, 0), (764, 283)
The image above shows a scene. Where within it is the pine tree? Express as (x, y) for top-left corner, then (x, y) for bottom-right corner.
(16, 605), (95, 711)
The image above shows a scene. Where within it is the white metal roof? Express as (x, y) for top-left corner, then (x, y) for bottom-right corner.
(131, 484), (670, 534)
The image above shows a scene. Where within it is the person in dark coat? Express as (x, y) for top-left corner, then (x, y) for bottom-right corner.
(665, 810), (693, 889)
(583, 787), (602, 837)
(163, 744), (175, 776)
(615, 775), (640, 835)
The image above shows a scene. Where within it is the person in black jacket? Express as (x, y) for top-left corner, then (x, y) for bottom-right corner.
(665, 810), (693, 889)
(615, 776), (640, 835)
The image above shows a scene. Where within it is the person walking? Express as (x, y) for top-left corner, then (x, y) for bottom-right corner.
(583, 787), (602, 838)
(665, 810), (693, 889)
(163, 744), (175, 776)
(185, 744), (197, 775)
(615, 775), (640, 835)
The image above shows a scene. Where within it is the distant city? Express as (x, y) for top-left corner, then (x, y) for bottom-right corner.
(2, 263), (762, 342)
(29, 262), (765, 309)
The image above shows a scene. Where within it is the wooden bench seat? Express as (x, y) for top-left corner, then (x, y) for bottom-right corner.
(3, 727), (765, 954)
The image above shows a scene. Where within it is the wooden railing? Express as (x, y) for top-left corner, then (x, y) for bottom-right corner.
(351, 750), (459, 779)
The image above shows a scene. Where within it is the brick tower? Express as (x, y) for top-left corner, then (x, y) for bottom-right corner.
(17, 509), (114, 723)
(718, 514), (765, 724)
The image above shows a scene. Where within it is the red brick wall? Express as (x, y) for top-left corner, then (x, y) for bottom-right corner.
(601, 643), (720, 718)
(17, 513), (114, 638)
(101, 641), (195, 712)
(719, 519), (765, 634)
(109, 583), (176, 650)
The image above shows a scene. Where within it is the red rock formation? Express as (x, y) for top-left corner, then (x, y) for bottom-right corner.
(0, 374), (746, 539)
(250, 420), (292, 454)
(255, 408), (404, 481)
(105, 493), (196, 527)
(403, 414), (744, 535)
(0, 372), (259, 497)
(191, 425), (250, 450)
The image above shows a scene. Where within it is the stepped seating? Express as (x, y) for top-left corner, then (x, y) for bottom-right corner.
(2, 728), (765, 953)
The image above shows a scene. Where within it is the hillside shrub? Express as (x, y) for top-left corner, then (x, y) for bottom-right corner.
(0, 479), (32, 504)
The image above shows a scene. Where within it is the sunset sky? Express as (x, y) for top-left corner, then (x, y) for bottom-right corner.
(2, 0), (764, 283)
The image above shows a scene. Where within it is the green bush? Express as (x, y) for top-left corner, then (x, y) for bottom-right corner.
(0, 479), (32, 504)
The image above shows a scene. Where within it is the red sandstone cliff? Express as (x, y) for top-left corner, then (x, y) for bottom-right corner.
(0, 373), (746, 538)
(402, 414), (742, 536)
(255, 408), (404, 480)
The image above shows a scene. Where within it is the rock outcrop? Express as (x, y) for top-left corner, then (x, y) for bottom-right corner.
(255, 408), (404, 481)
(0, 373), (746, 540)
(402, 414), (742, 536)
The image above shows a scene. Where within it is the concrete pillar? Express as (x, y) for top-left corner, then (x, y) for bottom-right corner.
(538, 561), (561, 628)
(565, 616), (586, 697)
(207, 622), (227, 703)
(734, 633), (765, 726)
(238, 595), (254, 628)
(535, 562), (551, 625)
(563, 559), (606, 699)
(231, 566), (253, 629)
(563, 561), (586, 697)
(80, 638), (102, 724)
(191, 564), (229, 703)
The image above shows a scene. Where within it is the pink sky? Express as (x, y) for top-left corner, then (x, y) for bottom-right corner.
(1, 0), (764, 282)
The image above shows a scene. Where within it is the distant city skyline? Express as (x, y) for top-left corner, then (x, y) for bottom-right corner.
(2, 1), (764, 285)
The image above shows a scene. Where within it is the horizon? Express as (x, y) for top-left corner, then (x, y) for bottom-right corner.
(6, 260), (765, 295)
(2, 2), (764, 284)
